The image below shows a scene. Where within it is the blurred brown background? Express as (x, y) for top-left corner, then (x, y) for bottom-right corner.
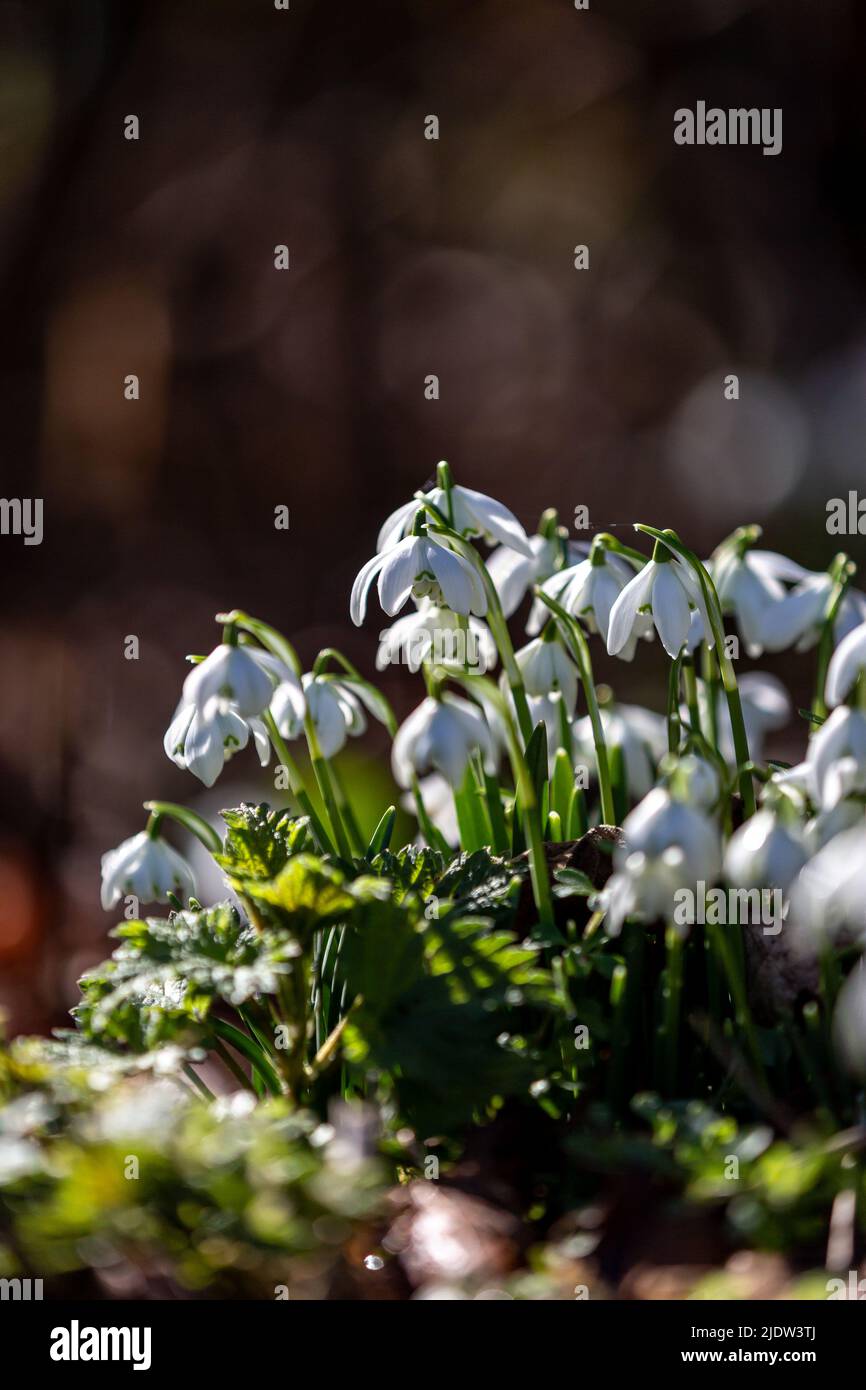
(0, 0), (864, 1033)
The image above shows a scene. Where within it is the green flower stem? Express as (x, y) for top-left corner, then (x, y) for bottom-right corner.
(182, 1063), (215, 1101)
(701, 642), (721, 754)
(410, 774), (450, 853)
(636, 524), (756, 817)
(595, 532), (649, 568)
(217, 610), (301, 675)
(211, 1034), (257, 1093)
(682, 656), (702, 739)
(662, 926), (684, 1095)
(330, 764), (367, 856)
(813, 554), (856, 720)
(425, 520), (534, 745)
(303, 715), (353, 861)
(533, 588), (616, 826)
(262, 712), (336, 856)
(142, 800), (222, 855)
(704, 918), (766, 1086)
(666, 653), (682, 754)
(455, 673), (555, 935)
(436, 459), (456, 525)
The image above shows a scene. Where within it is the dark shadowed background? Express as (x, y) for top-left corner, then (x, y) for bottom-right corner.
(0, 0), (864, 1033)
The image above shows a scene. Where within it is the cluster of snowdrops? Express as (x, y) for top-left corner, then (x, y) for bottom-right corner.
(4, 463), (866, 1297)
(99, 463), (866, 1086)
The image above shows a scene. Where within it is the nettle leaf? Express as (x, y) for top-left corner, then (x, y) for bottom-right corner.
(369, 846), (445, 902)
(9, 1033), (198, 1096)
(435, 848), (523, 919)
(73, 903), (297, 1049)
(243, 855), (355, 941)
(216, 803), (309, 883)
(552, 867), (595, 899)
(343, 902), (559, 1133)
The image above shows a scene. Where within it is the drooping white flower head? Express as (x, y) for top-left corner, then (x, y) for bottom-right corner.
(806, 798), (866, 852)
(183, 643), (276, 718)
(801, 706), (866, 809)
(273, 674), (369, 760)
(573, 703), (666, 803)
(514, 634), (579, 715)
(601, 786), (721, 935)
(540, 547), (641, 652)
(377, 482), (533, 558)
(669, 752), (722, 810)
(486, 534), (589, 632)
(164, 698), (271, 788)
(789, 824), (866, 952)
(391, 693), (497, 789)
(100, 831), (195, 911)
(607, 551), (712, 660)
(351, 532), (487, 626)
(712, 547), (813, 657)
(376, 602), (496, 675)
(724, 808), (807, 893)
(825, 620), (866, 708)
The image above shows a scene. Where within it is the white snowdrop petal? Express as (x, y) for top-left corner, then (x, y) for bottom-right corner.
(651, 563), (691, 658)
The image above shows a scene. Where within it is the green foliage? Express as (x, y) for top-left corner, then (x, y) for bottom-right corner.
(73, 903), (298, 1050)
(0, 1062), (384, 1293)
(216, 803), (310, 883)
(343, 899), (559, 1133)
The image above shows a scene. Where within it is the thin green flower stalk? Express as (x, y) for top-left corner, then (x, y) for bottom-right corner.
(142, 800), (222, 855)
(262, 711), (337, 857)
(453, 672), (556, 935)
(681, 655), (702, 740)
(533, 587), (617, 826)
(303, 715), (353, 862)
(666, 652), (683, 755)
(420, 511), (535, 745)
(636, 524), (757, 818)
(813, 553), (856, 720)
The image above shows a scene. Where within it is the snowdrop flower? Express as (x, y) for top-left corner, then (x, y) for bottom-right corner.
(790, 825), (866, 951)
(540, 547), (642, 653)
(183, 643), (275, 718)
(101, 831), (195, 910)
(714, 547), (836, 657)
(514, 636), (579, 714)
(825, 620), (866, 707)
(165, 697), (270, 788)
(376, 602), (496, 675)
(670, 752), (721, 810)
(377, 482), (533, 557)
(801, 706), (866, 809)
(791, 581), (866, 654)
(724, 808), (807, 893)
(391, 694), (497, 789)
(806, 799), (866, 852)
(573, 703), (665, 802)
(272, 674), (369, 759)
(351, 531), (486, 626)
(487, 534), (589, 631)
(608, 550), (711, 660)
(712, 547), (805, 649)
(600, 787), (721, 935)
